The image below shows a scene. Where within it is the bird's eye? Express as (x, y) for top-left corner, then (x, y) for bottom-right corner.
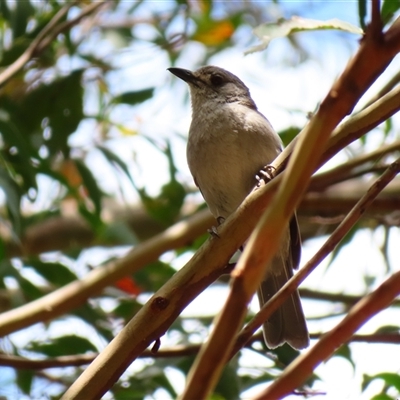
(210, 74), (224, 87)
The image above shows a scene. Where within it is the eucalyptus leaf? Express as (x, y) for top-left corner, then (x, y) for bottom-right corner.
(247, 17), (363, 54)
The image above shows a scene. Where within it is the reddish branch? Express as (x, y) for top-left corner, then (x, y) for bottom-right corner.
(179, 8), (400, 400)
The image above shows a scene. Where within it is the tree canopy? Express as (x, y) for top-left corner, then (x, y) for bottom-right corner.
(0, 1), (400, 399)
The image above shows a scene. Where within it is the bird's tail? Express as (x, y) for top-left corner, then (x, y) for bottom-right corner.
(257, 238), (309, 350)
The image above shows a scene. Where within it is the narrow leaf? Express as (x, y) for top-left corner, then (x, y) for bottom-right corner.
(97, 145), (135, 185)
(28, 260), (78, 286)
(74, 159), (103, 217)
(28, 335), (97, 357)
(381, 0), (400, 25)
(16, 370), (33, 395)
(247, 17), (363, 54)
(358, 0), (367, 30)
(112, 88), (154, 105)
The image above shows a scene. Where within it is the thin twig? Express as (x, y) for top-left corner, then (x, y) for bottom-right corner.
(35, 1), (110, 54)
(180, 11), (400, 400)
(300, 288), (400, 307)
(309, 140), (400, 191)
(370, 0), (383, 39)
(0, 3), (73, 87)
(363, 69), (400, 108)
(309, 333), (400, 344)
(0, 209), (214, 337)
(255, 271), (400, 399)
(232, 157), (400, 355)
(3, 331), (400, 371)
(0, 1), (107, 88)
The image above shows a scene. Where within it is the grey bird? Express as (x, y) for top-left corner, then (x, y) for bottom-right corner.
(168, 65), (309, 350)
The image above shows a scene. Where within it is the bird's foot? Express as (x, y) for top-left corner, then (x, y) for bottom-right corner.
(207, 216), (226, 238)
(255, 165), (276, 187)
(217, 216), (225, 225)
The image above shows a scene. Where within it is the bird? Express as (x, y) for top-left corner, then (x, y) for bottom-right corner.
(168, 65), (309, 350)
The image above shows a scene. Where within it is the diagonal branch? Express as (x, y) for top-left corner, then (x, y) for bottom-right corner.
(1, 16), (399, 400)
(256, 271), (400, 399)
(180, 13), (400, 400)
(0, 1), (108, 87)
(309, 140), (400, 191)
(232, 157), (400, 356)
(0, 209), (213, 337)
(2, 70), (399, 260)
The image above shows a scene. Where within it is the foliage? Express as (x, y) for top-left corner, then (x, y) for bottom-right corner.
(0, 0), (399, 399)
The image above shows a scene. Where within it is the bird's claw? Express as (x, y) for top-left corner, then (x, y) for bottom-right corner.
(256, 165), (276, 187)
(217, 216), (225, 225)
(207, 216), (226, 238)
(207, 226), (220, 238)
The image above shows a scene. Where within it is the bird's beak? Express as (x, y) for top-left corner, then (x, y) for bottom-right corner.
(168, 67), (200, 87)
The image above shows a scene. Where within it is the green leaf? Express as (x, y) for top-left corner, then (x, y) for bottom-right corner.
(363, 372), (400, 396)
(214, 361), (240, 400)
(328, 224), (359, 268)
(97, 145), (135, 185)
(112, 298), (142, 322)
(16, 370), (33, 395)
(74, 303), (114, 342)
(134, 365), (177, 398)
(134, 260), (176, 292)
(0, 37), (32, 66)
(103, 221), (138, 245)
(333, 343), (355, 370)
(113, 364), (178, 399)
(279, 126), (301, 147)
(27, 260), (78, 287)
(137, 140), (186, 225)
(370, 395), (393, 400)
(112, 88), (154, 105)
(247, 17), (363, 54)
(0, 115), (37, 192)
(0, 0), (11, 22)
(373, 373), (400, 391)
(358, 0), (367, 30)
(11, 0), (34, 39)
(273, 343), (300, 366)
(0, 166), (22, 234)
(383, 117), (393, 135)
(28, 335), (97, 357)
(382, 0), (400, 25)
(7, 69), (84, 157)
(240, 371), (275, 391)
(74, 159), (103, 217)
(374, 325), (400, 334)
(13, 271), (44, 301)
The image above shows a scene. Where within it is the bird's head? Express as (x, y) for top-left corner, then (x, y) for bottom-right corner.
(168, 66), (257, 111)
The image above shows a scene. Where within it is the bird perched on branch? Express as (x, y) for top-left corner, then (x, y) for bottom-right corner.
(168, 65), (309, 350)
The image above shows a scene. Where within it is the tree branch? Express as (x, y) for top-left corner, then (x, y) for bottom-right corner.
(180, 13), (400, 400)
(0, 209), (213, 337)
(2, 78), (399, 259)
(0, 1), (108, 87)
(300, 288), (400, 307)
(256, 270), (400, 399)
(309, 140), (400, 191)
(3, 331), (400, 371)
(231, 157), (400, 357)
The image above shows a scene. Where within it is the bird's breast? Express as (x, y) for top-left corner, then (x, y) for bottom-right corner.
(187, 104), (281, 218)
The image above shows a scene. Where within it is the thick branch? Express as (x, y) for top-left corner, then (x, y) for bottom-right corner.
(256, 270), (400, 399)
(3, 71), (400, 259)
(0, 209), (213, 337)
(180, 14), (400, 400)
(230, 157), (400, 357)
